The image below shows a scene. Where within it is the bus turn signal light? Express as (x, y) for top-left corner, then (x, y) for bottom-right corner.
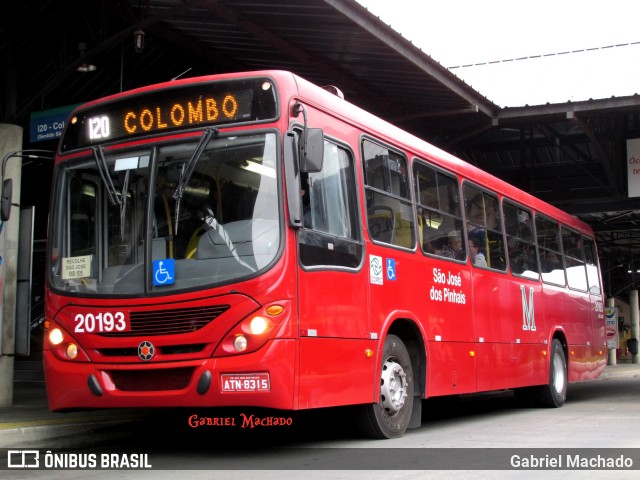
(266, 305), (284, 316)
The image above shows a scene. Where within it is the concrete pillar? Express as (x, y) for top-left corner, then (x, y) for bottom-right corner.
(607, 297), (616, 366)
(0, 123), (23, 407)
(631, 290), (640, 365)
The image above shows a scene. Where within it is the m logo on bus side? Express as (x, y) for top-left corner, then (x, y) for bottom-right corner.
(520, 285), (536, 331)
(138, 341), (155, 361)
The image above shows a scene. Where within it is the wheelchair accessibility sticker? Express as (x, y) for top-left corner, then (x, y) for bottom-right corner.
(153, 259), (175, 286)
(386, 258), (396, 281)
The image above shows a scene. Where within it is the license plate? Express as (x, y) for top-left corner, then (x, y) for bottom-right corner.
(220, 373), (270, 392)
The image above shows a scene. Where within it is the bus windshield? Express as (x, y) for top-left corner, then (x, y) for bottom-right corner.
(48, 132), (280, 295)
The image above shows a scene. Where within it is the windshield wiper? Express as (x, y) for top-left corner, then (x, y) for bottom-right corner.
(173, 127), (218, 234)
(92, 145), (121, 207)
(93, 146), (132, 242)
(119, 169), (130, 242)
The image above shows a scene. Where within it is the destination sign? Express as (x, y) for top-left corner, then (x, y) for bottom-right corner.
(60, 77), (278, 152)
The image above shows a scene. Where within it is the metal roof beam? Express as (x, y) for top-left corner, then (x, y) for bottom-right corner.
(323, 0), (498, 119)
(392, 105), (480, 123)
(567, 112), (621, 199)
(498, 96), (640, 123)
(203, 0), (399, 113)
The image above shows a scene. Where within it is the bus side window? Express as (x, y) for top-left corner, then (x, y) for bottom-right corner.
(536, 215), (565, 286)
(503, 202), (539, 279)
(299, 140), (362, 269)
(561, 226), (588, 291)
(583, 236), (601, 295)
(362, 139), (415, 249)
(414, 159), (465, 261)
(463, 184), (506, 270)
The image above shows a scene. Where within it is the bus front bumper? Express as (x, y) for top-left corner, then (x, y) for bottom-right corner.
(43, 338), (296, 412)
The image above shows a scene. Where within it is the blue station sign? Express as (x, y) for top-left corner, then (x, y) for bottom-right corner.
(30, 105), (78, 143)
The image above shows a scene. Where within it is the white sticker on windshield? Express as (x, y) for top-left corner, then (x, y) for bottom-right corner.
(114, 155), (149, 171)
(114, 156), (139, 171)
(62, 255), (92, 280)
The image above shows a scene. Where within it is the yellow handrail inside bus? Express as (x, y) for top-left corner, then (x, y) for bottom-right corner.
(185, 225), (204, 259)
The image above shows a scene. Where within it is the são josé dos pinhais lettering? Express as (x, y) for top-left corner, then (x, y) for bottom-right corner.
(430, 268), (466, 304)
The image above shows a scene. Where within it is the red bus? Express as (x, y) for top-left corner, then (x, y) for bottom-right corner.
(36, 70), (606, 438)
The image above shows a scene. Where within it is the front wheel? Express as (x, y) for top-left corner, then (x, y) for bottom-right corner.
(356, 334), (414, 439)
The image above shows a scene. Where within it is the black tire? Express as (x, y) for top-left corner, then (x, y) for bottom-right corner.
(356, 334), (414, 439)
(532, 338), (567, 408)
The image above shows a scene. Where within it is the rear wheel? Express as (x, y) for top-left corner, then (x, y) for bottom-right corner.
(356, 334), (414, 438)
(533, 339), (567, 407)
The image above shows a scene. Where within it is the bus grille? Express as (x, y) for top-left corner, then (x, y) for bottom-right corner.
(108, 367), (194, 391)
(99, 305), (230, 337)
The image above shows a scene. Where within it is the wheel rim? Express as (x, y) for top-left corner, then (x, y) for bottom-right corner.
(380, 358), (408, 415)
(552, 352), (566, 394)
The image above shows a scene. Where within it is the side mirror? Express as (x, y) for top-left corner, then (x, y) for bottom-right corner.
(1, 178), (12, 221)
(292, 102), (324, 173)
(299, 127), (324, 173)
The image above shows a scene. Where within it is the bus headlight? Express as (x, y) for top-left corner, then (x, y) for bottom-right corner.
(49, 328), (64, 345)
(66, 343), (79, 359)
(45, 323), (90, 362)
(249, 316), (269, 335)
(234, 335), (248, 352)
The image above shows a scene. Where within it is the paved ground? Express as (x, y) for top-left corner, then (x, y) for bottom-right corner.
(1, 360), (638, 448)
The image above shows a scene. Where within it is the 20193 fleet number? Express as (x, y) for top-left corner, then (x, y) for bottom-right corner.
(74, 311), (129, 333)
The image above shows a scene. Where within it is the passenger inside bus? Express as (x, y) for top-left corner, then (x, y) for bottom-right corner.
(469, 236), (488, 267)
(425, 234), (455, 259)
(447, 230), (465, 260)
(543, 251), (562, 272)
